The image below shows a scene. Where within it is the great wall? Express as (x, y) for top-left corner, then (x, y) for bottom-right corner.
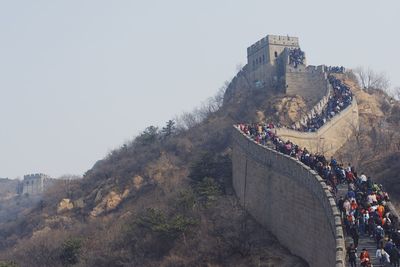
(275, 99), (359, 157)
(232, 126), (345, 266)
(231, 35), (399, 266)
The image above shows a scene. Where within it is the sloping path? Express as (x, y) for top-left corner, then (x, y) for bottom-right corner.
(337, 184), (385, 267)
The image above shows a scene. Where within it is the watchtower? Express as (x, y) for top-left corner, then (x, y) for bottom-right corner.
(22, 173), (51, 195)
(247, 35), (301, 70)
(243, 34), (329, 107)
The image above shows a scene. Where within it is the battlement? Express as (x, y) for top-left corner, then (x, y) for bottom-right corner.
(247, 35), (299, 55)
(285, 64), (326, 74)
(267, 35), (299, 46)
(23, 173), (49, 180)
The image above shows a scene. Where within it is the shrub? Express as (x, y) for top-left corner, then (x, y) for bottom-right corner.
(0, 261), (18, 267)
(189, 152), (232, 191)
(137, 208), (195, 239)
(59, 238), (82, 266)
(194, 177), (221, 206)
(174, 190), (196, 213)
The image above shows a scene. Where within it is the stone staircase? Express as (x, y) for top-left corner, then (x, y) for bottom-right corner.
(337, 184), (385, 267)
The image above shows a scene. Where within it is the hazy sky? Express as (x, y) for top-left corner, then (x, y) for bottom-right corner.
(1, 1), (399, 179)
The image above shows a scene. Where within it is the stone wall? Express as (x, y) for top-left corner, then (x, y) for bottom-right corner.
(246, 63), (278, 89)
(284, 66), (328, 107)
(232, 127), (346, 267)
(0, 178), (19, 197)
(275, 100), (359, 157)
(297, 77), (332, 127)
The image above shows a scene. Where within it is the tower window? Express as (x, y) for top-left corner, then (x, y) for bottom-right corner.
(274, 51), (278, 58)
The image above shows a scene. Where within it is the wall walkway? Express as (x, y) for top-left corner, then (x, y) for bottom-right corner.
(275, 100), (359, 157)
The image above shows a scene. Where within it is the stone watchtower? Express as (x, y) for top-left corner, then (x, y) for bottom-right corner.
(247, 35), (303, 88)
(247, 35), (301, 68)
(22, 173), (51, 195)
(246, 34), (329, 106)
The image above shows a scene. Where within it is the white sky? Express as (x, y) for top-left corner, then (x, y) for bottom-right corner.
(1, 0), (399, 178)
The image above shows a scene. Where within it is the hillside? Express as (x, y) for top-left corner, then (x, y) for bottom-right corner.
(0, 80), (308, 266)
(0, 179), (18, 201)
(333, 73), (400, 203)
(0, 69), (399, 267)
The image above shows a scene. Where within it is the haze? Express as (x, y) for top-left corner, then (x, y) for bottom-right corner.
(1, 0), (399, 178)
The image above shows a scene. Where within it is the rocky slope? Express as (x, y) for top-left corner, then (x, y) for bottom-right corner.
(333, 73), (400, 204)
(0, 75), (308, 267)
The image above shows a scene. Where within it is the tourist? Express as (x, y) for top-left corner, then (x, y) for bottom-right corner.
(360, 248), (371, 267)
(338, 196), (345, 218)
(351, 225), (360, 249)
(289, 48), (305, 68)
(390, 246), (400, 267)
(347, 243), (357, 267)
(392, 230), (400, 248)
(376, 246), (390, 265)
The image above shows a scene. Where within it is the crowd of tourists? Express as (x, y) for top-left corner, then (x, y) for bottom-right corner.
(340, 173), (399, 267)
(236, 74), (399, 266)
(296, 75), (353, 132)
(289, 48), (305, 68)
(327, 66), (346, 73)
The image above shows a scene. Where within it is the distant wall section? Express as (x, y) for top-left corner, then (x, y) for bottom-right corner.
(0, 178), (19, 197)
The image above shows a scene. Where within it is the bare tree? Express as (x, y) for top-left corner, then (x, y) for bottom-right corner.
(393, 86), (400, 100)
(175, 82), (229, 131)
(175, 111), (200, 130)
(353, 67), (390, 91)
(214, 81), (229, 108)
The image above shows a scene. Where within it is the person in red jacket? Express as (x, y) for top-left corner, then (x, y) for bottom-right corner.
(360, 248), (371, 266)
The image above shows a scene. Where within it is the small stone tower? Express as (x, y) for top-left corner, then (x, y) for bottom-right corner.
(22, 173), (51, 195)
(247, 35), (301, 68)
